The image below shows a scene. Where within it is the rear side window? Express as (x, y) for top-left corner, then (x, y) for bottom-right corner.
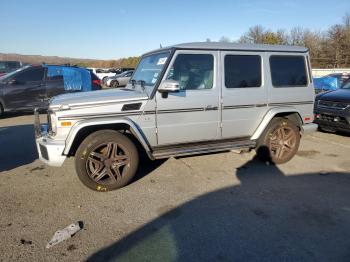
(270, 56), (307, 87)
(225, 55), (261, 88)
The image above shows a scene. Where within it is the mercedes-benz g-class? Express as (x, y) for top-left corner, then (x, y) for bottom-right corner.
(35, 42), (317, 191)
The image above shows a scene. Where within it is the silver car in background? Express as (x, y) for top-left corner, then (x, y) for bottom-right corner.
(106, 70), (134, 87)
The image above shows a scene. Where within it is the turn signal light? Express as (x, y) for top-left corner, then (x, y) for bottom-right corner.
(61, 121), (72, 127)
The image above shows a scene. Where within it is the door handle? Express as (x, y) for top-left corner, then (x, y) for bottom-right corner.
(205, 105), (218, 111)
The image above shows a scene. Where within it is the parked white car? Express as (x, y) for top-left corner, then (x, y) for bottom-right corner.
(88, 68), (116, 82)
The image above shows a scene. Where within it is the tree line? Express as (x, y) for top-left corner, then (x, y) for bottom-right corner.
(212, 13), (350, 68)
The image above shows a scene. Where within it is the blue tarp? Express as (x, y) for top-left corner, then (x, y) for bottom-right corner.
(313, 76), (339, 92)
(45, 65), (92, 91)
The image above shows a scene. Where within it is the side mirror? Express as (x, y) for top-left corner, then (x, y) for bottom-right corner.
(158, 80), (180, 93)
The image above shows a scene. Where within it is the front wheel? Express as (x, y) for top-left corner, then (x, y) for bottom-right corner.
(256, 118), (300, 164)
(75, 130), (139, 191)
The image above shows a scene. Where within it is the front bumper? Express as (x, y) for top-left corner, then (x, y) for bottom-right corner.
(34, 111), (66, 167)
(314, 107), (350, 132)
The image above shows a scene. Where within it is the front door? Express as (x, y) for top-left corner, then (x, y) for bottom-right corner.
(155, 50), (220, 145)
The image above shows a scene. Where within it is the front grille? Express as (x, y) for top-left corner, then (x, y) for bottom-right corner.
(39, 144), (49, 160)
(318, 100), (349, 110)
(319, 114), (349, 125)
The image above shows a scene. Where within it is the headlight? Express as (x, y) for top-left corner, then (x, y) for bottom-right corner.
(47, 111), (57, 136)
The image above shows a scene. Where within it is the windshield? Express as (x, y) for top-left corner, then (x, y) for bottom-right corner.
(125, 51), (171, 95)
(0, 66), (28, 81)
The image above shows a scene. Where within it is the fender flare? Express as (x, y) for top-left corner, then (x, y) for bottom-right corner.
(251, 107), (303, 140)
(63, 117), (152, 157)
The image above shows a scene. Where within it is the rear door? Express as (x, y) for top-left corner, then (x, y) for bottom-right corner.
(220, 51), (268, 138)
(3, 67), (46, 110)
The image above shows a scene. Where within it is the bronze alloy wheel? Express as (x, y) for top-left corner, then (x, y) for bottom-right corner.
(75, 130), (139, 191)
(86, 142), (130, 185)
(268, 125), (297, 162)
(257, 118), (300, 164)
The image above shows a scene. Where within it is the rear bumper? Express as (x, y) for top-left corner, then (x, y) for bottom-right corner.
(34, 110), (66, 167)
(301, 123), (318, 135)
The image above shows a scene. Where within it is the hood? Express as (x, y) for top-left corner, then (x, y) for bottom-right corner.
(316, 89), (350, 103)
(50, 88), (148, 109)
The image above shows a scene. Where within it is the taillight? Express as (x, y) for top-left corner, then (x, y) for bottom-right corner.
(92, 79), (101, 86)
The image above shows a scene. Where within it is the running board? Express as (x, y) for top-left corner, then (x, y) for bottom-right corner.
(152, 139), (256, 159)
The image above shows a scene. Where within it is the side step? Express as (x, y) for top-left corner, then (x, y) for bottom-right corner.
(152, 139), (256, 159)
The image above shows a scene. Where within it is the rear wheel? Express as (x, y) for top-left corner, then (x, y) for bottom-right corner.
(75, 130), (139, 191)
(256, 118), (300, 164)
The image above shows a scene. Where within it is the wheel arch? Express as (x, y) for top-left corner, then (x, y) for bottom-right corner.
(64, 117), (153, 159)
(251, 107), (303, 141)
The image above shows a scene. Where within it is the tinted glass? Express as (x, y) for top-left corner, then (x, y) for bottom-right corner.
(15, 67), (45, 82)
(167, 54), (214, 90)
(270, 56), (307, 87)
(225, 55), (261, 88)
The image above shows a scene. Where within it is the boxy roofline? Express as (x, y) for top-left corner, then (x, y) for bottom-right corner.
(144, 42), (308, 56)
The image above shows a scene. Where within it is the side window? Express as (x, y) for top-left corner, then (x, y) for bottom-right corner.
(15, 67), (45, 82)
(46, 67), (64, 81)
(270, 56), (307, 87)
(225, 55), (261, 88)
(166, 54), (214, 90)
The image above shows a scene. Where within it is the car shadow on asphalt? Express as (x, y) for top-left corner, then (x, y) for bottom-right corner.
(0, 124), (38, 172)
(133, 158), (167, 183)
(88, 157), (350, 262)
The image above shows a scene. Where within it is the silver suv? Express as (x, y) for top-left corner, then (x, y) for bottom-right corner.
(34, 42), (317, 191)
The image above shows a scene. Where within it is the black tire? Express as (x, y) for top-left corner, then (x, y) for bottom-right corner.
(256, 118), (300, 164)
(75, 130), (139, 191)
(111, 80), (119, 88)
(0, 103), (4, 118)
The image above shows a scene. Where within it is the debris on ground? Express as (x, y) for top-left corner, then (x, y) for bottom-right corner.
(20, 239), (32, 245)
(46, 221), (83, 249)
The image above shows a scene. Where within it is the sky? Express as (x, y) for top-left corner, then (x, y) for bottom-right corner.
(0, 0), (349, 60)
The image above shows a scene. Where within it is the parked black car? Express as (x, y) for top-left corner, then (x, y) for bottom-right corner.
(0, 65), (101, 116)
(314, 79), (350, 133)
(0, 61), (22, 77)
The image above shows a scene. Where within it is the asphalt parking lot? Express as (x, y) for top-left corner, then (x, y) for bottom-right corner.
(0, 114), (350, 262)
